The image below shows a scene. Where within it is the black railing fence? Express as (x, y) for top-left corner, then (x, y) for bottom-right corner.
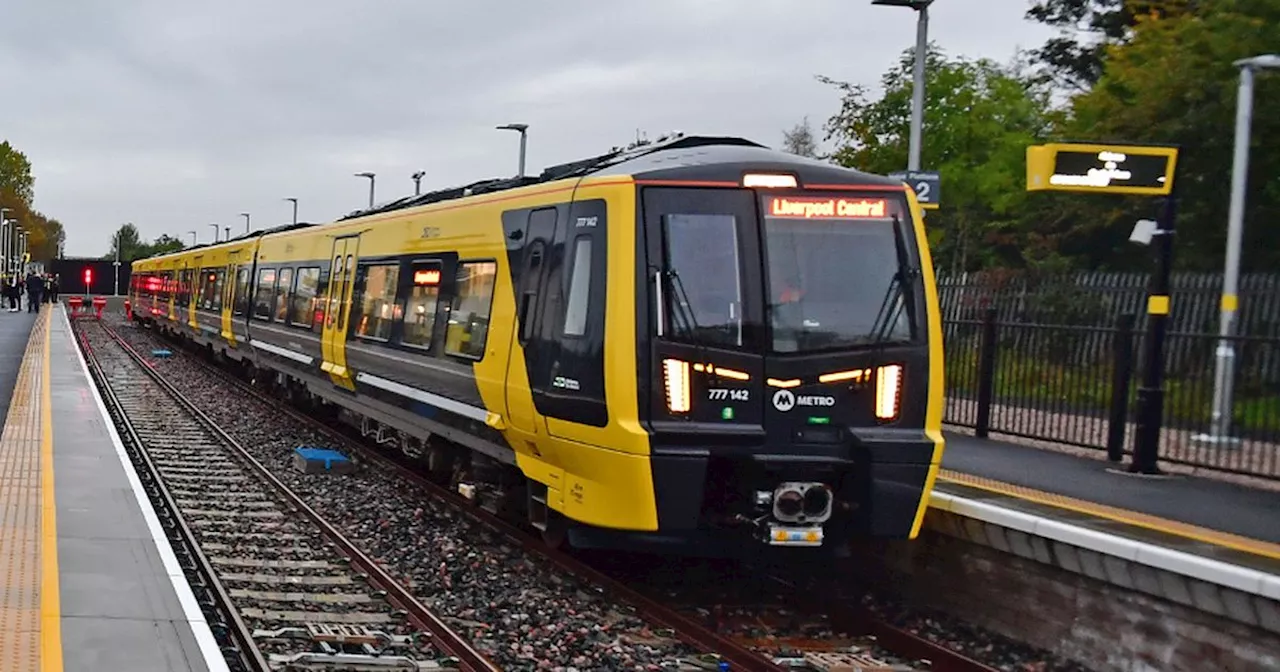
(943, 303), (1280, 479)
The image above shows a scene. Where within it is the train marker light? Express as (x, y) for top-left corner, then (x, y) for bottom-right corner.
(875, 364), (903, 420)
(662, 358), (691, 413)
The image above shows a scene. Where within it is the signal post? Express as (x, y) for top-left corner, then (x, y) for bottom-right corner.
(1026, 143), (1180, 475)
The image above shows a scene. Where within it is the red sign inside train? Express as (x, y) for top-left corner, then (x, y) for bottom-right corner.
(767, 197), (888, 219)
(413, 269), (441, 286)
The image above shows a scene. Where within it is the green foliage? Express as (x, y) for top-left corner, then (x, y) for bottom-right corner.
(106, 224), (185, 260)
(0, 141), (34, 206)
(0, 139), (66, 267)
(818, 46), (1059, 272)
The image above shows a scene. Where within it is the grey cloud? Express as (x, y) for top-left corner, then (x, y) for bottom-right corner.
(0, 0), (1054, 255)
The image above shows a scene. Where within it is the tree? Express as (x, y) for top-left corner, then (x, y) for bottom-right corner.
(147, 234), (185, 256)
(105, 224), (148, 261)
(781, 117), (820, 158)
(1055, 0), (1280, 271)
(0, 141), (34, 206)
(819, 46), (1059, 272)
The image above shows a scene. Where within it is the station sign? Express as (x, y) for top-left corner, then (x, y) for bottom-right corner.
(889, 170), (941, 210)
(1027, 143), (1178, 196)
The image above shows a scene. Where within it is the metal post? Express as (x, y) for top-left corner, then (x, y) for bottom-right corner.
(355, 173), (376, 209)
(114, 231), (121, 296)
(1197, 59), (1278, 446)
(210, 223), (219, 243)
(908, 4), (928, 171)
(241, 212), (251, 234)
(1130, 183), (1178, 475)
(412, 171), (424, 196)
(188, 230), (197, 246)
(285, 198), (298, 224)
(224, 226), (230, 241)
(0, 207), (10, 280)
(497, 124), (529, 177)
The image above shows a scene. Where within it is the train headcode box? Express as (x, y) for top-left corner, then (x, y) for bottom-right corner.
(1026, 143), (1179, 196)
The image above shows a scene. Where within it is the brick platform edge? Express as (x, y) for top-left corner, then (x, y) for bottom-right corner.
(848, 510), (1280, 672)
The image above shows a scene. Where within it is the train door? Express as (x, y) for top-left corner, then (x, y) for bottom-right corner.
(188, 257), (202, 330)
(221, 251), (248, 345)
(504, 207), (559, 436)
(319, 235), (359, 390)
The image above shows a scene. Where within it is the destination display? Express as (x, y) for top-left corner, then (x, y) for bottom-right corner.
(766, 197), (889, 219)
(1027, 143), (1178, 196)
(413, 265), (442, 286)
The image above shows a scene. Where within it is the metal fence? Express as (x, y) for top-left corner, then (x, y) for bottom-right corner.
(939, 272), (1280, 479)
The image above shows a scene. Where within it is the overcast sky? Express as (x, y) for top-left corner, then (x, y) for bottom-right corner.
(1, 1), (1056, 257)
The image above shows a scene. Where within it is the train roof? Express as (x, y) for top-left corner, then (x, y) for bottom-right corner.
(339, 133), (901, 221)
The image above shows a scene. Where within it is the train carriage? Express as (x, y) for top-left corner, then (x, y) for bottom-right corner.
(131, 134), (946, 556)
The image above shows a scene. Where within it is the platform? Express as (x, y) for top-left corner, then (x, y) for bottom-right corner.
(0, 304), (223, 671)
(935, 432), (1280, 593)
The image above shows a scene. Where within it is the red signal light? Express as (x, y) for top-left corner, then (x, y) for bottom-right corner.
(83, 268), (93, 286)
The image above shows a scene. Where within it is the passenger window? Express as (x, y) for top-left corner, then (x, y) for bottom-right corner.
(275, 268), (293, 322)
(253, 268), (276, 321)
(401, 261), (442, 350)
(291, 267), (320, 328)
(563, 237), (592, 337)
(353, 262), (399, 341)
(338, 255), (354, 331)
(212, 270), (225, 311)
(234, 269), (251, 316)
(445, 261), (497, 360)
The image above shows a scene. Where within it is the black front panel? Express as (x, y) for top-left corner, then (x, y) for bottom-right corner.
(501, 198), (610, 428)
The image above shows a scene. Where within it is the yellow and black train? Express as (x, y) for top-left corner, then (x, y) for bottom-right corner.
(131, 134), (946, 556)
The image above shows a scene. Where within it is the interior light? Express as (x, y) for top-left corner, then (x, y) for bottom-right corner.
(743, 173), (799, 188)
(818, 368), (870, 384)
(767, 378), (801, 388)
(663, 358), (691, 413)
(875, 364), (903, 420)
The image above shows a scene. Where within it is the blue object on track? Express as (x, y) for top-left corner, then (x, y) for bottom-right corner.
(292, 447), (354, 475)
(151, 349), (172, 357)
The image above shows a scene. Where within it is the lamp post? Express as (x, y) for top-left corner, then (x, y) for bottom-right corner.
(0, 207), (10, 280)
(209, 223), (219, 243)
(496, 123), (529, 177)
(113, 229), (122, 296)
(355, 172), (376, 209)
(1195, 53), (1280, 447)
(411, 171), (425, 196)
(188, 230), (197, 247)
(240, 212), (251, 234)
(224, 226), (230, 241)
(871, 0), (933, 172)
(284, 197), (298, 224)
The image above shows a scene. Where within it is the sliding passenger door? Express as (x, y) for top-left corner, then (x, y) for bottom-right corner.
(504, 207), (558, 435)
(320, 235), (359, 390)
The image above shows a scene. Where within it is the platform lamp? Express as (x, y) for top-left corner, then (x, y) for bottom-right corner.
(284, 197), (298, 225)
(355, 172), (376, 209)
(0, 207), (10, 280)
(188, 230), (197, 247)
(496, 123), (529, 177)
(411, 171), (425, 196)
(240, 212), (251, 234)
(871, 0), (933, 173)
(209, 223), (219, 243)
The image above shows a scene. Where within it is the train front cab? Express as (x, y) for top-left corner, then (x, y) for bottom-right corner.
(625, 176), (945, 554)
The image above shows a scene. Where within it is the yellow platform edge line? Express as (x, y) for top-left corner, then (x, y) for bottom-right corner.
(934, 468), (1280, 562)
(39, 307), (63, 671)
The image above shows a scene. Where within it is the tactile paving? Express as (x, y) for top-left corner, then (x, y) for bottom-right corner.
(0, 308), (50, 672)
(938, 468), (1280, 560)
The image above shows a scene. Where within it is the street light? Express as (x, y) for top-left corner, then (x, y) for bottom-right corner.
(209, 223), (219, 243)
(224, 226), (231, 241)
(354, 172), (376, 209)
(1195, 53), (1280, 447)
(240, 212), (251, 234)
(0, 207), (10, 280)
(284, 197), (298, 224)
(871, 0), (933, 172)
(188, 230), (197, 247)
(411, 171), (425, 196)
(496, 123), (529, 177)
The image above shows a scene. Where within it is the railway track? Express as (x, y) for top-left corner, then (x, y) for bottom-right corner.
(104, 316), (1003, 672)
(75, 318), (498, 671)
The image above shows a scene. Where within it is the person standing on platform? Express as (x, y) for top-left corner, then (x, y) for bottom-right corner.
(25, 271), (43, 312)
(50, 274), (59, 303)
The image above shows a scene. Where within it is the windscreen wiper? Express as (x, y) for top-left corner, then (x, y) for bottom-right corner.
(668, 268), (720, 384)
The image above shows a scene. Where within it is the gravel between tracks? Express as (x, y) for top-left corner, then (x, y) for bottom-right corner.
(109, 317), (1092, 672)
(107, 320), (701, 671)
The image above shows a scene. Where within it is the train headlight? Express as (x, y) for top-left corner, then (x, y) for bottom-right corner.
(875, 364), (903, 421)
(662, 358), (691, 413)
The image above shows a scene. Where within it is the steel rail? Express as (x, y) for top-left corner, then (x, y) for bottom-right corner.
(92, 321), (501, 672)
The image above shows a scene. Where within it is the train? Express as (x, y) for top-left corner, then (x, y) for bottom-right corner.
(130, 133), (946, 557)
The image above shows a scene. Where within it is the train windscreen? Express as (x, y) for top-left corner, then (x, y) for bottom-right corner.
(762, 194), (915, 353)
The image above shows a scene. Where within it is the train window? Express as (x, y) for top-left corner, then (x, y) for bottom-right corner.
(253, 268), (276, 321)
(400, 260), (442, 350)
(562, 237), (592, 337)
(198, 269), (217, 310)
(233, 268), (251, 316)
(275, 268), (293, 322)
(212, 269), (225, 311)
(290, 267), (320, 328)
(662, 214), (743, 347)
(352, 262), (400, 341)
(445, 260), (496, 360)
